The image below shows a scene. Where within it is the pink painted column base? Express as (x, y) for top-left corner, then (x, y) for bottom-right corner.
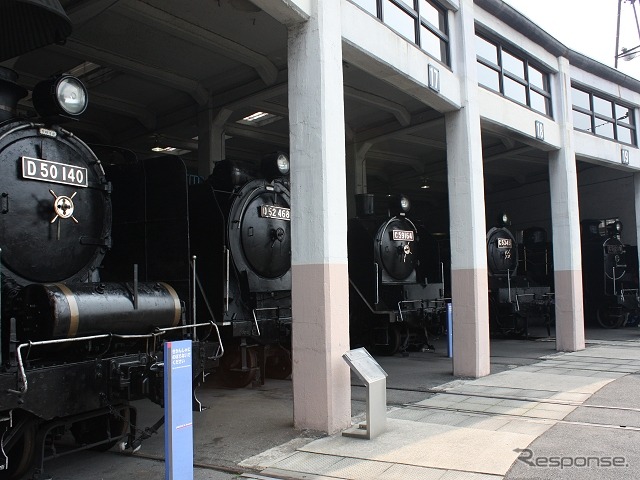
(291, 263), (352, 434)
(554, 269), (585, 352)
(451, 268), (491, 378)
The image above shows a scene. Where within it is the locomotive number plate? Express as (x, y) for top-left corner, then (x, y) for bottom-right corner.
(497, 238), (512, 249)
(605, 244), (624, 255)
(22, 157), (88, 188)
(392, 230), (414, 241)
(260, 205), (290, 221)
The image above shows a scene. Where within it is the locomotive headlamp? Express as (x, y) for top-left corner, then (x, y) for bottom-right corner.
(33, 75), (88, 118)
(399, 195), (411, 212)
(607, 220), (623, 237)
(261, 152), (290, 180)
(276, 153), (290, 175)
(499, 212), (511, 226)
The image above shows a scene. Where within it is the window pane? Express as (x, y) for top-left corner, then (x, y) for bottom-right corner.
(421, 26), (446, 62)
(420, 0), (445, 31)
(594, 117), (615, 139)
(352, 0), (377, 16)
(617, 125), (634, 144)
(572, 88), (590, 110)
(502, 51), (525, 80)
(477, 62), (500, 91)
(530, 90), (550, 115)
(593, 96), (613, 118)
(528, 65), (548, 91)
(504, 76), (527, 104)
(615, 104), (633, 124)
(476, 35), (498, 64)
(383, 0), (417, 42)
(573, 110), (592, 131)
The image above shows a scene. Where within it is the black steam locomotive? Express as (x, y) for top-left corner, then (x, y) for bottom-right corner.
(0, 70), (222, 479)
(581, 219), (640, 328)
(348, 194), (445, 356)
(487, 214), (553, 336)
(188, 156), (292, 387)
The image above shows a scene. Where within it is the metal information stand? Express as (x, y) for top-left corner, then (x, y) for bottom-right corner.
(342, 347), (388, 439)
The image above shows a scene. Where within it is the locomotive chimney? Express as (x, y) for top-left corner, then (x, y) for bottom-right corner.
(355, 194), (375, 217)
(0, 67), (27, 122)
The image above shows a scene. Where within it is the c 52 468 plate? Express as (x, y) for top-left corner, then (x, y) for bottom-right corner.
(22, 156), (88, 188)
(260, 205), (290, 221)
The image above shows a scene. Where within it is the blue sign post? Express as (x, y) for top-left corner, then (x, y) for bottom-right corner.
(164, 340), (194, 480)
(447, 303), (453, 359)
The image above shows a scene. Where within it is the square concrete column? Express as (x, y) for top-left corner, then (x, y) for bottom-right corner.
(549, 57), (585, 352)
(287, 0), (351, 434)
(635, 173), (640, 267)
(197, 105), (231, 177)
(445, 0), (490, 378)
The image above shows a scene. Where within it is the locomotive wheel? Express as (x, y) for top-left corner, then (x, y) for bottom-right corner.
(1, 415), (37, 480)
(265, 347), (292, 380)
(220, 347), (258, 388)
(596, 305), (626, 329)
(373, 325), (401, 356)
(70, 408), (130, 451)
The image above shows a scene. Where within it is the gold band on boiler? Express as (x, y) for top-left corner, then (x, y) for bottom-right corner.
(159, 282), (182, 326)
(54, 283), (79, 337)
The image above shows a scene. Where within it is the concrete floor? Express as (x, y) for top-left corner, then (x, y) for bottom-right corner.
(40, 318), (640, 480)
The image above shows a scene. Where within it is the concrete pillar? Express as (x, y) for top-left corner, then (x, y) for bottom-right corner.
(549, 56), (585, 351)
(635, 173), (640, 271)
(445, 0), (490, 377)
(288, 0), (351, 433)
(197, 105), (231, 177)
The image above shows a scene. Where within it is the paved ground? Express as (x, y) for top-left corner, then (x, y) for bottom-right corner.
(41, 322), (640, 480)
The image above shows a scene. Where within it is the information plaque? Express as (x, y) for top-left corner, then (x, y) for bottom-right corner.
(164, 340), (194, 480)
(343, 347), (387, 384)
(342, 347), (388, 439)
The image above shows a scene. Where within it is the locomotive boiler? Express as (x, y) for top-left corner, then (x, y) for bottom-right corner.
(348, 193), (445, 356)
(581, 219), (640, 328)
(0, 69), (220, 479)
(188, 156), (293, 387)
(487, 214), (553, 336)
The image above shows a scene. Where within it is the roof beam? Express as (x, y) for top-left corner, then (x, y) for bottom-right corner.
(53, 39), (210, 105)
(344, 85), (411, 127)
(117, 0), (278, 86)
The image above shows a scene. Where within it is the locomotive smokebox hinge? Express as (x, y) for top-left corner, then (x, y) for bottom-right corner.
(1, 192), (7, 214)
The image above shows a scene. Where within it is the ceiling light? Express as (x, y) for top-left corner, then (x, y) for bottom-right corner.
(237, 111), (282, 127)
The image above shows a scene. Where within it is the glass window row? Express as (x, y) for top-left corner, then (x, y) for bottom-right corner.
(351, 0), (449, 65)
(572, 86), (637, 146)
(475, 32), (552, 116)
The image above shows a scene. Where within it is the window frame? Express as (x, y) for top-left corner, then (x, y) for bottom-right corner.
(350, 0), (450, 66)
(475, 32), (553, 117)
(571, 84), (637, 146)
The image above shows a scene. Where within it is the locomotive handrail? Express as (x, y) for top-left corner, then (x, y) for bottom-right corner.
(514, 293), (535, 312)
(156, 321), (224, 360)
(251, 307), (282, 337)
(349, 278), (378, 314)
(9, 322), (223, 395)
(397, 299), (428, 323)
